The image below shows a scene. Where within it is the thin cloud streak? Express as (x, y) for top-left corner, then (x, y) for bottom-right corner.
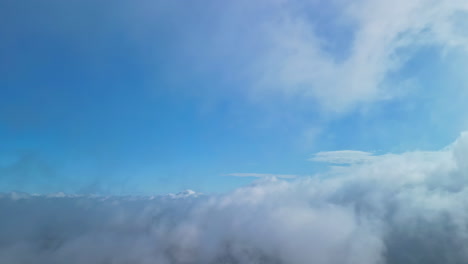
(226, 173), (298, 179)
(310, 150), (376, 165)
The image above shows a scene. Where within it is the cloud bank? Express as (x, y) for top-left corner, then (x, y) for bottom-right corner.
(2, 132), (468, 263)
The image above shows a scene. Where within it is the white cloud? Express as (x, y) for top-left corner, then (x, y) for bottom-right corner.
(226, 172), (298, 179)
(253, 0), (468, 113)
(3, 132), (468, 263)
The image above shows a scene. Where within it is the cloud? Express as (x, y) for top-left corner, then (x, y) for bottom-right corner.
(2, 132), (468, 263)
(310, 150), (376, 164)
(226, 173), (298, 179)
(5, 0), (468, 120)
(252, 0), (468, 113)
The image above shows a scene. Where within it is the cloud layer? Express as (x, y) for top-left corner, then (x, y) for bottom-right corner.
(2, 132), (468, 263)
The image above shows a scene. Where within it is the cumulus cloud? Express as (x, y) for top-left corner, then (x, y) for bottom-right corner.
(2, 132), (468, 263)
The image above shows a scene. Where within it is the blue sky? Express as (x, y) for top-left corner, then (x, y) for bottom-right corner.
(2, 0), (468, 195)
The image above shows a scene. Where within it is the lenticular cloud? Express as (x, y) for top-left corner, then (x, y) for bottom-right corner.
(3, 133), (468, 264)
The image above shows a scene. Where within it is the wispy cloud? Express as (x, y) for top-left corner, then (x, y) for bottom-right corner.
(310, 150), (376, 165)
(253, 0), (468, 113)
(226, 173), (298, 179)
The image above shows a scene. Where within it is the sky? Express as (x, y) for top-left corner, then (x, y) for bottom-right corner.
(5, 1), (468, 263)
(2, 0), (468, 195)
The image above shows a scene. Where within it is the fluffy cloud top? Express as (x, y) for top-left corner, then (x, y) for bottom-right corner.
(2, 132), (468, 263)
